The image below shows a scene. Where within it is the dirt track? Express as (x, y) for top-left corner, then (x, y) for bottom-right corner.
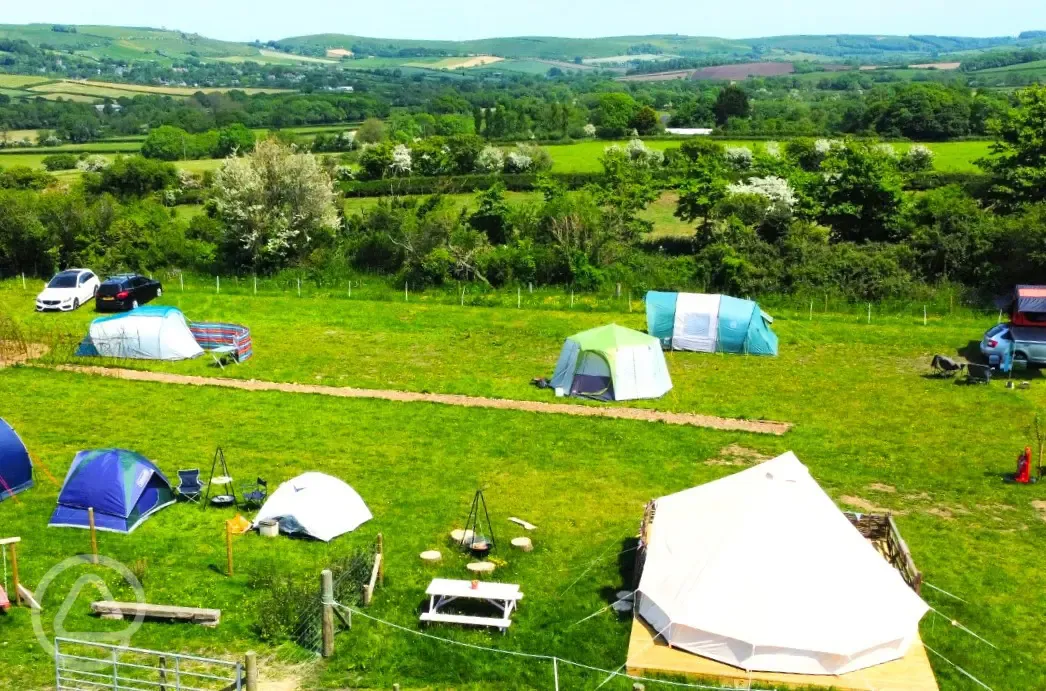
(53, 365), (792, 435)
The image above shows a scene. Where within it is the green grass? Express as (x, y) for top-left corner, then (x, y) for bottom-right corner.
(1, 280), (1045, 689)
(544, 139), (991, 174)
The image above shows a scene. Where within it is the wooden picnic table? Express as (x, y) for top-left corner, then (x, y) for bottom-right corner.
(420, 578), (523, 632)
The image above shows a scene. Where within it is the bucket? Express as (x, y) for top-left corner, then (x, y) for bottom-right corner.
(258, 519), (279, 538)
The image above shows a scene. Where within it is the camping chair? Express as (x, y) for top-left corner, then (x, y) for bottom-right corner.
(966, 363), (993, 385)
(207, 345), (239, 370)
(239, 477), (268, 510)
(176, 469), (203, 504)
(931, 354), (964, 377)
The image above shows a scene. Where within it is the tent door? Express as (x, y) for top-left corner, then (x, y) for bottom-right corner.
(571, 352), (614, 401)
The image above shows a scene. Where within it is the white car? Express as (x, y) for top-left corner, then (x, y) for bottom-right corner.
(35, 269), (100, 312)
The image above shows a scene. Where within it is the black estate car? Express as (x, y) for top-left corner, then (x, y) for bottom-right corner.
(95, 274), (163, 312)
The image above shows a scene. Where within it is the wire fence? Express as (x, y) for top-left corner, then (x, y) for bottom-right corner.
(0, 272), (1007, 326)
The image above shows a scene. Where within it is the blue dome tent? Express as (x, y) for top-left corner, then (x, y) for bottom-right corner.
(646, 292), (778, 356)
(49, 449), (175, 534)
(0, 418), (32, 501)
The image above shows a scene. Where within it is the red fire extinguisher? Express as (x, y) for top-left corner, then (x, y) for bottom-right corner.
(1016, 446), (1032, 484)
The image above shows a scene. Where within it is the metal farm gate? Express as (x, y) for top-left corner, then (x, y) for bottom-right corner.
(55, 638), (244, 691)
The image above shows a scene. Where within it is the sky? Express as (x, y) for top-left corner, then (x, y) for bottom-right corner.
(3, 0), (1046, 42)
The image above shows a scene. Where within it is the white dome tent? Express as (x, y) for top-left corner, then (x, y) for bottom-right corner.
(253, 472), (372, 542)
(636, 452), (928, 676)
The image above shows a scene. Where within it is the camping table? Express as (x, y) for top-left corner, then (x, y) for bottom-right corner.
(207, 345), (238, 370)
(419, 578), (523, 632)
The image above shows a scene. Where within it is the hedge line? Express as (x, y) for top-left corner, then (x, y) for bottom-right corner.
(341, 172), (606, 197)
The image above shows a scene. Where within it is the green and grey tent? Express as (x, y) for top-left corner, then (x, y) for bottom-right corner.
(550, 324), (672, 401)
(646, 292), (778, 355)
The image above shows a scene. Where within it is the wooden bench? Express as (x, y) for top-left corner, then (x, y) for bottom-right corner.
(91, 601), (221, 627)
(420, 611), (513, 630)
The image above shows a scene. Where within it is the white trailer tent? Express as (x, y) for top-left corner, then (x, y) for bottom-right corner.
(636, 452), (928, 676)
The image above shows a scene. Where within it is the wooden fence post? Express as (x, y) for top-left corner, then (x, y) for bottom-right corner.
(21, 273), (26, 290)
(179, 273), (184, 291)
(253, 276), (257, 296)
(225, 520), (234, 577)
(321, 569), (334, 657)
(517, 286), (521, 309)
(158, 656), (167, 691)
(297, 278), (301, 297)
(87, 507), (98, 564)
(244, 651), (258, 691)
(377, 534), (384, 587)
(216, 276), (220, 294)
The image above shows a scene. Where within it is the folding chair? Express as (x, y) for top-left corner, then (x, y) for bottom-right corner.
(176, 469), (203, 504)
(966, 363), (993, 385)
(239, 477), (268, 510)
(207, 345), (239, 370)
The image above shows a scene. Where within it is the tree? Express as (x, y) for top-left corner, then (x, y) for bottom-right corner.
(980, 85), (1046, 210)
(469, 184), (513, 244)
(211, 139), (339, 271)
(629, 105), (659, 135)
(215, 123), (256, 158)
(713, 85), (750, 126)
(675, 157), (729, 229)
(594, 93), (638, 138)
(142, 126), (191, 161)
(356, 118), (386, 145)
(817, 141), (905, 243)
(89, 156), (178, 198)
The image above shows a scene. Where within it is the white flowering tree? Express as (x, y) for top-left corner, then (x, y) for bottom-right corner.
(76, 155), (111, 172)
(505, 150), (533, 173)
(763, 141), (782, 159)
(727, 176), (797, 209)
(874, 143), (898, 159)
(583, 123), (597, 138)
(476, 145), (505, 173)
(212, 138), (339, 270)
(389, 144), (413, 176)
(899, 144), (935, 173)
(725, 146), (754, 170)
(624, 138), (665, 168)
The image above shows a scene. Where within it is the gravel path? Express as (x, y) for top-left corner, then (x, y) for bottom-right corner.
(54, 365), (793, 435)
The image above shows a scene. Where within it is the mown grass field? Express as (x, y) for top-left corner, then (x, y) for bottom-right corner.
(545, 139), (994, 173)
(0, 280), (1043, 690)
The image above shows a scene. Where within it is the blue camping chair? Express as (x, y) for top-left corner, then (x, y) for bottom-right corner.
(239, 477), (268, 509)
(176, 469), (203, 504)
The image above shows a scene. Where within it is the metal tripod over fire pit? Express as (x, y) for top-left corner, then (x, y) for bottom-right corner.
(459, 489), (496, 557)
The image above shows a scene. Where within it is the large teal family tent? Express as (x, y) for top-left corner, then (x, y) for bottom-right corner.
(49, 449), (175, 534)
(646, 292), (778, 355)
(0, 418), (32, 501)
(550, 324), (672, 401)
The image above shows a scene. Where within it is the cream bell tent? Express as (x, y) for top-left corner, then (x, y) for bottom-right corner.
(253, 472), (372, 542)
(636, 452), (927, 676)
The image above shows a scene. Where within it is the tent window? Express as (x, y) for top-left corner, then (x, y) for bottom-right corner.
(682, 314), (711, 337)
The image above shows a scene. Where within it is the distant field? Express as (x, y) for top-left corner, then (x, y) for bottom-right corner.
(909, 62), (961, 70)
(1, 129), (39, 142)
(544, 139), (992, 173)
(28, 79), (291, 100)
(0, 74), (49, 88)
(976, 59), (1046, 74)
(405, 55), (504, 70)
(478, 59), (561, 76)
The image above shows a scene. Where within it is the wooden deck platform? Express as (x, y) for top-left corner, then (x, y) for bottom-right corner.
(625, 617), (938, 691)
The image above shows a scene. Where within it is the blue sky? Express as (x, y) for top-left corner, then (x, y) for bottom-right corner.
(4, 0), (1045, 42)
